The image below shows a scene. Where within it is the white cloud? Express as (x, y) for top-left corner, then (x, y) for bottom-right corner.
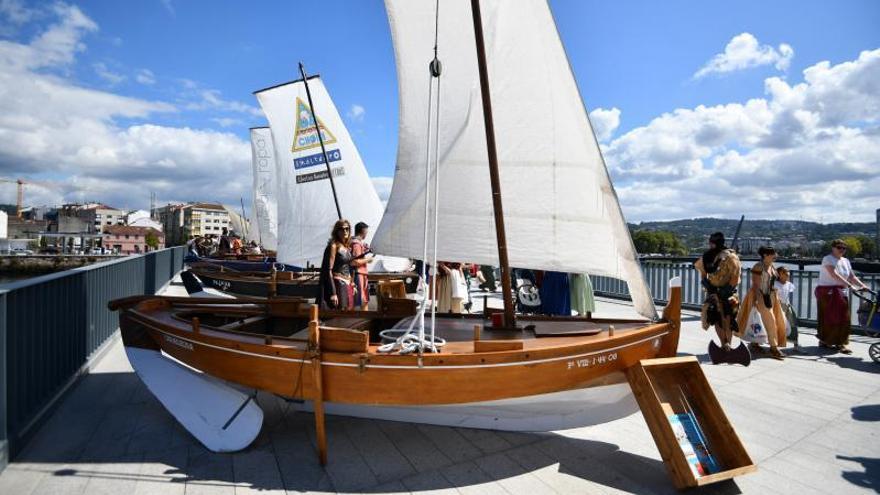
(606, 48), (880, 222)
(212, 117), (243, 128)
(135, 68), (155, 85)
(0, 4), (252, 210)
(0, 0), (37, 25)
(93, 62), (125, 85)
(694, 33), (794, 79)
(589, 107), (620, 142)
(0, 3), (96, 72)
(184, 88), (262, 117)
(347, 104), (365, 122)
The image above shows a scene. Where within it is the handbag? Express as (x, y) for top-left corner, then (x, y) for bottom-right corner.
(741, 307), (768, 345)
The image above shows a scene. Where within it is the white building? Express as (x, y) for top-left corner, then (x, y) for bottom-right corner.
(0, 210), (7, 239)
(184, 203), (231, 238)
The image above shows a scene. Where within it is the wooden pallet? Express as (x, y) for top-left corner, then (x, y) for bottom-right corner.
(626, 356), (756, 489)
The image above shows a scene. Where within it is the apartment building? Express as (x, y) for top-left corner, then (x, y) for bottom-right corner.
(184, 203), (231, 239)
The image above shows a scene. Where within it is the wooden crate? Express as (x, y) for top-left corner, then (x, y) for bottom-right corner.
(626, 356), (756, 489)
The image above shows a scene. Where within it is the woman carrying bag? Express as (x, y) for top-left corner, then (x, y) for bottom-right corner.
(737, 246), (787, 360)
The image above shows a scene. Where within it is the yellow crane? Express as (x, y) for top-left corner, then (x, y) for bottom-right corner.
(0, 178), (26, 218)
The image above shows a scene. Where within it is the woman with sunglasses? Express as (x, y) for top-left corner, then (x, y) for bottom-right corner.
(320, 219), (355, 310)
(815, 239), (868, 354)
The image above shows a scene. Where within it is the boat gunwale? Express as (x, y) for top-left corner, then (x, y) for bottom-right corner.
(125, 305), (672, 369)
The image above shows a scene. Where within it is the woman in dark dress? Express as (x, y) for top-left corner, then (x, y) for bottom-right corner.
(319, 219), (355, 309)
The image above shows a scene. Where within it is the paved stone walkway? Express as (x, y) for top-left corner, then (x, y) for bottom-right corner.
(0, 282), (877, 494)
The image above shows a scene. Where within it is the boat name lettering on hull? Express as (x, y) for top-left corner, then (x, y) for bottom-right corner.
(164, 334), (194, 351)
(567, 352), (617, 370)
(211, 279), (231, 291)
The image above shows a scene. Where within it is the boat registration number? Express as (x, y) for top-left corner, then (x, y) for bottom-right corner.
(567, 352), (617, 370)
(164, 334), (194, 351)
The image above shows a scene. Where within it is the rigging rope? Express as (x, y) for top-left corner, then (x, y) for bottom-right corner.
(378, 0), (443, 355)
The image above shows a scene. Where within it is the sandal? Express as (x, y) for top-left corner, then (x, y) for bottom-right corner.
(748, 342), (765, 354)
(838, 346), (853, 355)
(769, 348), (785, 361)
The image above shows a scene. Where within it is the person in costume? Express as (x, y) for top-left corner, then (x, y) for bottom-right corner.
(319, 219), (355, 310)
(478, 265), (497, 292)
(774, 266), (799, 349)
(569, 273), (595, 316)
(815, 239), (868, 354)
(694, 232), (741, 351)
(350, 222), (374, 310)
(435, 262), (466, 313)
(540, 270), (571, 316)
(737, 246), (787, 360)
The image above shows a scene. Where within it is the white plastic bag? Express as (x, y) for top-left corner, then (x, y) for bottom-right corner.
(450, 270), (468, 299)
(742, 307), (768, 345)
(783, 311), (792, 337)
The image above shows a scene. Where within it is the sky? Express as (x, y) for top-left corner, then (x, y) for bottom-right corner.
(0, 0), (878, 222)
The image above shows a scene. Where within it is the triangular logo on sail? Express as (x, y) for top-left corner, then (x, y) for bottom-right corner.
(291, 97), (337, 153)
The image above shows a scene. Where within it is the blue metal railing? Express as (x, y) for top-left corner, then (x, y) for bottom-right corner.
(0, 246), (186, 471)
(593, 261), (880, 328)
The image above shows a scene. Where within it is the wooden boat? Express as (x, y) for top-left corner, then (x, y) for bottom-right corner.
(183, 254), (295, 273)
(113, 0), (681, 464)
(188, 263), (420, 299)
(111, 287), (681, 433)
(111, 4), (758, 486)
(189, 71), (413, 298)
(115, 0), (679, 442)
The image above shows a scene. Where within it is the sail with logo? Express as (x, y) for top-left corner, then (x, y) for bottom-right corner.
(249, 127), (279, 252)
(255, 77), (384, 267)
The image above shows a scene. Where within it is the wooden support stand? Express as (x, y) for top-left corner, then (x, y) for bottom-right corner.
(626, 356), (755, 489)
(308, 304), (328, 465)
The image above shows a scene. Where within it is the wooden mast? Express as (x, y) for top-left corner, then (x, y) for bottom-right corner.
(298, 62), (343, 220)
(469, 0), (515, 328)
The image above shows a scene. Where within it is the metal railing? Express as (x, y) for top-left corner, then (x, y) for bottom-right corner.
(0, 246), (186, 471)
(593, 261), (880, 328)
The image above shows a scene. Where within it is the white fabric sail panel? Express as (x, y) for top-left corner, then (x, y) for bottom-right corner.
(249, 127), (279, 251)
(256, 77), (384, 267)
(376, 0), (656, 319)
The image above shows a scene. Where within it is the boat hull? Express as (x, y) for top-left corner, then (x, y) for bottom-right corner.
(185, 255), (299, 273)
(296, 377), (637, 431)
(192, 269), (321, 298)
(121, 309), (670, 415)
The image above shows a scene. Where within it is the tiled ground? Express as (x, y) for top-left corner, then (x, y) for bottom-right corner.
(0, 280), (877, 494)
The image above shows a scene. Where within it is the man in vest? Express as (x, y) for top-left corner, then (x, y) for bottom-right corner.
(694, 232), (748, 364)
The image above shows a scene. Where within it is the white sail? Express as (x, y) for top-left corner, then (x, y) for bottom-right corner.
(255, 77), (384, 267)
(249, 127), (279, 251)
(376, 0), (656, 319)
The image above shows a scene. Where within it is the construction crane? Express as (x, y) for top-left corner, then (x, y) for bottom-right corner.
(0, 178), (26, 218)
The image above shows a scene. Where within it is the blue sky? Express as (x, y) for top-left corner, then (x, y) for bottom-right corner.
(0, 0), (878, 221)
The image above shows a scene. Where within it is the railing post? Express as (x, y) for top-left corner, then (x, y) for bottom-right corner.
(0, 292), (7, 474)
(144, 252), (156, 295)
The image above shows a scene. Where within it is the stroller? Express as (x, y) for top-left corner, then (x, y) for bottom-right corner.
(513, 269), (542, 315)
(853, 288), (880, 363)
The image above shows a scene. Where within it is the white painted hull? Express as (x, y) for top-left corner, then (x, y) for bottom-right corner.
(295, 377), (638, 431)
